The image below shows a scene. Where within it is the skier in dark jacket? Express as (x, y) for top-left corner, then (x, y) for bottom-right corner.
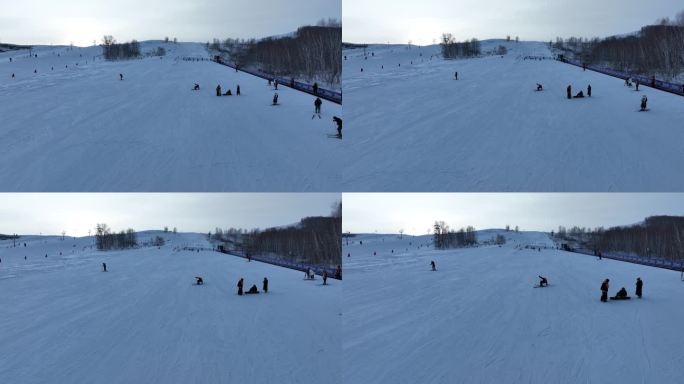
(193, 83), (200, 90)
(335, 265), (342, 279)
(587, 84), (592, 97)
(196, 276), (204, 285)
(600, 278), (609, 302)
(536, 83), (543, 91)
(640, 95), (648, 111)
(263, 277), (269, 293)
(119, 73), (123, 81)
(431, 261), (436, 271)
(272, 93), (279, 105)
(635, 79), (640, 91)
(102, 262), (107, 272)
(567, 85), (572, 99)
(237, 277), (244, 295)
(236, 85), (241, 95)
(323, 270), (328, 285)
(635, 277), (643, 298)
(454, 71), (458, 80)
(333, 116), (342, 137)
(314, 97), (322, 114)
(216, 85), (222, 96)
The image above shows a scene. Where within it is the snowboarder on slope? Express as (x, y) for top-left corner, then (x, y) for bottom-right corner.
(640, 95), (648, 111)
(538, 276), (548, 287)
(216, 85), (222, 96)
(314, 97), (322, 114)
(567, 85), (572, 99)
(600, 278), (609, 302)
(272, 93), (279, 105)
(102, 262), (107, 272)
(536, 83), (543, 91)
(263, 277), (268, 293)
(635, 278), (643, 298)
(431, 261), (436, 271)
(196, 276), (204, 285)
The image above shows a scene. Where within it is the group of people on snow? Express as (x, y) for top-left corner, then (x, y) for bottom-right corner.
(600, 277), (643, 302)
(237, 277), (269, 295)
(566, 84), (592, 99)
(215, 84), (241, 97)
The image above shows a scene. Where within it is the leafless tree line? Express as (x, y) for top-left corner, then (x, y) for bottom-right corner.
(101, 35), (141, 61)
(433, 221), (477, 249)
(440, 33), (481, 59)
(95, 223), (138, 251)
(552, 10), (684, 79)
(242, 202), (341, 267)
(212, 23), (342, 84)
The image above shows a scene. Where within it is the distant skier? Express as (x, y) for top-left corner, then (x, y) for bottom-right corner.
(640, 95), (648, 111)
(431, 260), (436, 271)
(193, 83), (200, 90)
(195, 276), (204, 285)
(538, 276), (548, 287)
(600, 278), (609, 302)
(237, 277), (244, 295)
(536, 83), (543, 91)
(598, 251), (602, 260)
(313, 82), (319, 95)
(335, 265), (342, 279)
(635, 79), (639, 91)
(263, 277), (269, 293)
(216, 85), (222, 96)
(272, 93), (279, 105)
(323, 270), (328, 285)
(454, 71), (458, 80)
(635, 277), (643, 298)
(274, 79), (278, 90)
(245, 284), (259, 294)
(102, 262), (107, 272)
(566, 85), (572, 99)
(11, 73), (15, 79)
(587, 84), (592, 97)
(314, 97), (322, 114)
(651, 75), (656, 88)
(119, 73), (123, 81)
(333, 116), (342, 138)
(236, 85), (241, 96)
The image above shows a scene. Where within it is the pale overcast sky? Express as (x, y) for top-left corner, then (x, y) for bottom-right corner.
(0, 0), (340, 46)
(343, 194), (684, 235)
(0, 194), (340, 236)
(344, 0), (683, 45)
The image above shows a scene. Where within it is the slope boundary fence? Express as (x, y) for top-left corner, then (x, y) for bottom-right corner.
(570, 247), (684, 272)
(559, 58), (684, 97)
(216, 248), (341, 280)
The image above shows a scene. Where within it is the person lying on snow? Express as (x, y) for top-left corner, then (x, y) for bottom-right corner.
(245, 284), (259, 294)
(611, 287), (630, 300)
(223, 89), (232, 96)
(573, 91), (585, 98)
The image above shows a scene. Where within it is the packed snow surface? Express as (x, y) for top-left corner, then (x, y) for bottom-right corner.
(342, 41), (684, 191)
(343, 231), (684, 383)
(0, 42), (341, 191)
(0, 232), (341, 383)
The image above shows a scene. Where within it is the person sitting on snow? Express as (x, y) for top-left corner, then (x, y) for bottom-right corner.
(224, 89), (232, 96)
(193, 83), (200, 91)
(195, 276), (204, 285)
(536, 83), (543, 91)
(612, 287), (629, 300)
(245, 284), (259, 294)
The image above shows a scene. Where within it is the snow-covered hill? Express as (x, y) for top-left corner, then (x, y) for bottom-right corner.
(342, 40), (684, 191)
(343, 231), (684, 383)
(0, 232), (341, 383)
(0, 42), (341, 191)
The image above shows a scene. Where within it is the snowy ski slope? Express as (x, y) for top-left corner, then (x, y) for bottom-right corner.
(342, 40), (684, 191)
(0, 42), (341, 191)
(0, 232), (341, 384)
(343, 231), (684, 384)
